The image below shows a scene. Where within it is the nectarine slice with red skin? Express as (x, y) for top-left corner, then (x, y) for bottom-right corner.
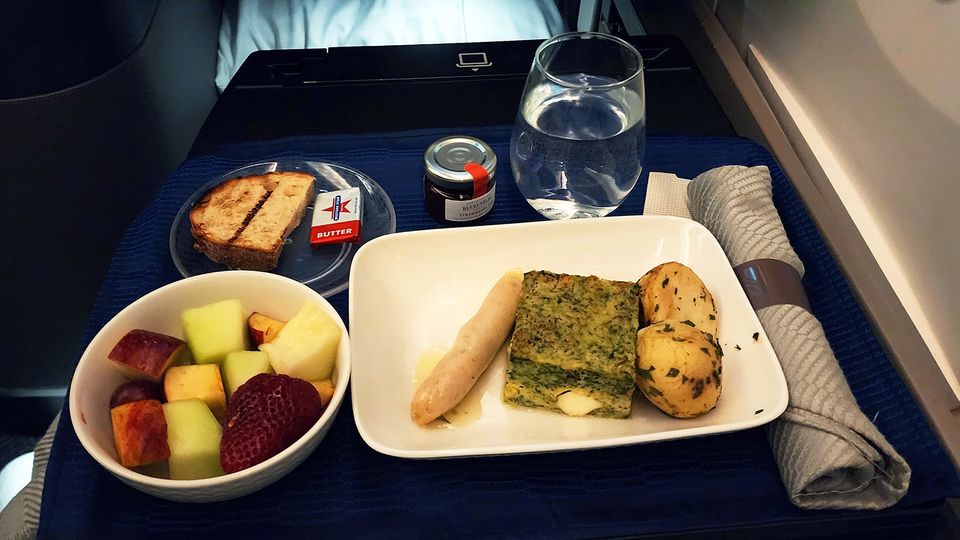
(108, 329), (190, 382)
(247, 312), (286, 345)
(110, 399), (170, 468)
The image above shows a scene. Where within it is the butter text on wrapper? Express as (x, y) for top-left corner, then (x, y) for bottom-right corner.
(310, 187), (362, 245)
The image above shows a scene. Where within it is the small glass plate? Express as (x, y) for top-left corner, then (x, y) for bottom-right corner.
(170, 160), (396, 297)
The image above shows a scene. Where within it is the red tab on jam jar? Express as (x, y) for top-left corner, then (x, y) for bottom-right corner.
(463, 162), (489, 198)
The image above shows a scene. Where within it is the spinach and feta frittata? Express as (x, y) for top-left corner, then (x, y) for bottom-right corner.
(503, 271), (640, 418)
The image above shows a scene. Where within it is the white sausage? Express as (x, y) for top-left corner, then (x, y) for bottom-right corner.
(411, 270), (523, 425)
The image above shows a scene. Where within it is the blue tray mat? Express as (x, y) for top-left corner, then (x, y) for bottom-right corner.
(38, 127), (959, 538)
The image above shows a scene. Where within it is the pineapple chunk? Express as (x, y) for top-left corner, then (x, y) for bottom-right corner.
(310, 379), (335, 408)
(260, 303), (341, 381)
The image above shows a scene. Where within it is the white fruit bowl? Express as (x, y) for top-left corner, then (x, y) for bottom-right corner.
(69, 271), (351, 502)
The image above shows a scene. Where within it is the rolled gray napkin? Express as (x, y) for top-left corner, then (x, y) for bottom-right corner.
(687, 165), (910, 510)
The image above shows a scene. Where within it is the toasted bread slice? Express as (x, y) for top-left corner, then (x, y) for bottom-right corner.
(231, 173), (315, 266)
(189, 171), (315, 271)
(189, 177), (272, 245)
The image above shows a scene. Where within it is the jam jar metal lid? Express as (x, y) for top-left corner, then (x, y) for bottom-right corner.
(424, 136), (497, 191)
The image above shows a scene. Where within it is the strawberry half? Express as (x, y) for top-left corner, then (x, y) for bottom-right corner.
(220, 373), (323, 473)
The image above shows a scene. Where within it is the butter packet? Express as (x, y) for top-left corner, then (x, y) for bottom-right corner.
(310, 187), (362, 245)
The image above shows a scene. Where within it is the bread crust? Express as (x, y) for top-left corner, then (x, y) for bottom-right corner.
(189, 177), (270, 245)
(189, 172), (315, 270)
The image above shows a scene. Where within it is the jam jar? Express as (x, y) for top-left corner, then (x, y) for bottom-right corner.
(424, 136), (497, 225)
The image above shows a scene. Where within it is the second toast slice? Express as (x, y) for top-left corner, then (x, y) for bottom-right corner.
(190, 171), (315, 271)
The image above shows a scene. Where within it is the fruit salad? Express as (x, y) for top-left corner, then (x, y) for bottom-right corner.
(105, 299), (341, 480)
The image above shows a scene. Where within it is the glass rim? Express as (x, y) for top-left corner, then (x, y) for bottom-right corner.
(533, 31), (644, 90)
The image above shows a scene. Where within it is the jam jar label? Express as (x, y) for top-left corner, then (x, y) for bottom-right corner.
(444, 185), (496, 222)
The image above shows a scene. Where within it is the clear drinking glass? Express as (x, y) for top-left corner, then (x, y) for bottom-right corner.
(510, 32), (646, 219)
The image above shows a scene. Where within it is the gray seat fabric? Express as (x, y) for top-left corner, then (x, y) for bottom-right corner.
(0, 0), (222, 435)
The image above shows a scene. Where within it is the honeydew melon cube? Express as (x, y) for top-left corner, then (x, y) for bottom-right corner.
(162, 399), (224, 480)
(181, 299), (247, 364)
(221, 350), (273, 399)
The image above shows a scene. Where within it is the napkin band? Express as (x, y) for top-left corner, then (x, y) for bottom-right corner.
(734, 258), (810, 311)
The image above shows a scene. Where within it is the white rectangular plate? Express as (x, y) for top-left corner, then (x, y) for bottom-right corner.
(349, 215), (788, 458)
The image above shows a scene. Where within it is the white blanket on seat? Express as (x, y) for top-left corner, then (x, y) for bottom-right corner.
(217, 0), (567, 92)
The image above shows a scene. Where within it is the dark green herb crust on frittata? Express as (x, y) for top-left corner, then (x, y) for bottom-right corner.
(503, 271), (639, 418)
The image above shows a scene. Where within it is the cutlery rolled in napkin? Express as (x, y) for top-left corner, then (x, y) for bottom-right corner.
(687, 165), (910, 510)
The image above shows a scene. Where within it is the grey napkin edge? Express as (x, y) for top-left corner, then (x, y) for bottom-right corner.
(687, 165), (911, 511)
(781, 407), (911, 490)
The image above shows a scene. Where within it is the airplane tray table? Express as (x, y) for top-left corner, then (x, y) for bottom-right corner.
(38, 126), (959, 538)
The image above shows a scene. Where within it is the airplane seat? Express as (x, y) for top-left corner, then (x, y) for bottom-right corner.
(0, 0), (574, 436)
(0, 0), (222, 435)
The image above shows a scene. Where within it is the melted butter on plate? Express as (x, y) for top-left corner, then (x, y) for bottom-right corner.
(413, 346), (447, 388)
(413, 346), (485, 428)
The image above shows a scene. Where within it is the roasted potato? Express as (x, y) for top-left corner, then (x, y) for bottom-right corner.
(635, 320), (722, 418)
(638, 262), (717, 337)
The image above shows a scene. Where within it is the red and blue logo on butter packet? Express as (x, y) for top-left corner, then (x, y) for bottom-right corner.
(310, 187), (362, 245)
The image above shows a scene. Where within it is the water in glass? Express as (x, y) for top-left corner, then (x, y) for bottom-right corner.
(511, 73), (645, 219)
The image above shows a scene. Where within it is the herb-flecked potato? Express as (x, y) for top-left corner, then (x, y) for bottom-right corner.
(635, 320), (722, 418)
(638, 262), (718, 337)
